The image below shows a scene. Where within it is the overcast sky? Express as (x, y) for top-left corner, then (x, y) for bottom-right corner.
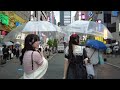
(53, 11), (76, 23)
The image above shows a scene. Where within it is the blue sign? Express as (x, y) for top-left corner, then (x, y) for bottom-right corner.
(88, 11), (93, 17)
(112, 11), (119, 17)
(15, 22), (21, 26)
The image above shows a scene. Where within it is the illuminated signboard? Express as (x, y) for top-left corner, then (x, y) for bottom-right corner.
(0, 13), (9, 25)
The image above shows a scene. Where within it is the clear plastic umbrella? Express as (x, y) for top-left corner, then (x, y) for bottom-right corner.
(22, 21), (57, 32)
(3, 21), (62, 43)
(62, 20), (113, 39)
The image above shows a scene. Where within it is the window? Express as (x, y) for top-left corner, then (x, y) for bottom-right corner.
(104, 14), (111, 23)
(64, 11), (71, 16)
(112, 11), (119, 17)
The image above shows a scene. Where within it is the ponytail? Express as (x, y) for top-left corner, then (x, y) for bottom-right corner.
(69, 40), (73, 61)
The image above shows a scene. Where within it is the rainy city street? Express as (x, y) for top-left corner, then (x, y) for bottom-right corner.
(0, 11), (120, 79)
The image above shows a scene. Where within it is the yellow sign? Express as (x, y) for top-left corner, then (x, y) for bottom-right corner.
(14, 13), (26, 23)
(89, 18), (93, 21)
(95, 36), (106, 44)
(103, 29), (107, 39)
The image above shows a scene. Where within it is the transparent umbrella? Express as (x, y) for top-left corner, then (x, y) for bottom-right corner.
(3, 21), (62, 43)
(62, 20), (113, 39)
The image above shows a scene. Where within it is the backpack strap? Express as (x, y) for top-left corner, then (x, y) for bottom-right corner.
(31, 51), (34, 70)
(89, 49), (96, 59)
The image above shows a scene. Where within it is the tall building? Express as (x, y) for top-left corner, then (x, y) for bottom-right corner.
(60, 11), (71, 26)
(34, 11), (48, 21)
(74, 11), (98, 21)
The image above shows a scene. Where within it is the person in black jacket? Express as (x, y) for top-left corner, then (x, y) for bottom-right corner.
(2, 45), (8, 64)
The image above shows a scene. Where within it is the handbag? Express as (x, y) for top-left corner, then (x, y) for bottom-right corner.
(85, 49), (95, 79)
(11, 53), (13, 58)
(23, 51), (48, 79)
(86, 63), (95, 79)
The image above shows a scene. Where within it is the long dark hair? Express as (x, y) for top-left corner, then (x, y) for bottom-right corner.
(20, 34), (40, 64)
(69, 33), (79, 60)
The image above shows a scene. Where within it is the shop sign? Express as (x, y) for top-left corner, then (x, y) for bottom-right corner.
(15, 22), (21, 26)
(0, 13), (9, 25)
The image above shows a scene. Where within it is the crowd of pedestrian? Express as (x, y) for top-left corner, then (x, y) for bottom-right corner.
(0, 45), (20, 65)
(105, 45), (120, 57)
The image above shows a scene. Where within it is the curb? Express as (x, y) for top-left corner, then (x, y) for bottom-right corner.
(105, 62), (120, 69)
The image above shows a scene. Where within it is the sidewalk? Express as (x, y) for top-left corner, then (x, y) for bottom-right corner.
(105, 55), (120, 68)
(0, 58), (23, 79)
(0, 52), (57, 79)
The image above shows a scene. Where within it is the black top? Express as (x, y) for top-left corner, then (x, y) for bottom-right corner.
(64, 45), (88, 79)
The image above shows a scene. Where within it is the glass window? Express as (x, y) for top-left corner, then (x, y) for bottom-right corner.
(112, 11), (119, 17)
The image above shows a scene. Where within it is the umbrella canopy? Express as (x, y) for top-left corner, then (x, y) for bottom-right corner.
(3, 21), (62, 43)
(0, 43), (3, 47)
(62, 20), (113, 39)
(1, 41), (14, 46)
(22, 21), (58, 32)
(86, 39), (107, 50)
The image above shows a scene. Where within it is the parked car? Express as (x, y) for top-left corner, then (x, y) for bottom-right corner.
(57, 44), (64, 53)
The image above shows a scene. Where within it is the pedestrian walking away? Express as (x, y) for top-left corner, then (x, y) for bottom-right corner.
(63, 33), (88, 79)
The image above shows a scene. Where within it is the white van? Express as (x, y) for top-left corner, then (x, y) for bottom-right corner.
(57, 44), (64, 53)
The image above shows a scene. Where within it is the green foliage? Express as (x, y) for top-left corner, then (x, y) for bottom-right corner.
(87, 35), (95, 40)
(53, 39), (58, 47)
(47, 39), (53, 47)
(80, 41), (85, 45)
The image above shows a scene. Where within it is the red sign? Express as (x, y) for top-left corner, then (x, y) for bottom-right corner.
(1, 31), (7, 35)
(0, 30), (8, 36)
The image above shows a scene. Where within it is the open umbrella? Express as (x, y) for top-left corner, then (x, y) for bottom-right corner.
(86, 39), (107, 50)
(62, 20), (113, 39)
(1, 41), (14, 46)
(3, 21), (62, 43)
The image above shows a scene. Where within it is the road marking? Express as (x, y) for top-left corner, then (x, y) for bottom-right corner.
(48, 53), (57, 61)
(105, 62), (120, 69)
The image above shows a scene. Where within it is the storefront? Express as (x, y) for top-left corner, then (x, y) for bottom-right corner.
(0, 11), (27, 43)
(0, 11), (27, 32)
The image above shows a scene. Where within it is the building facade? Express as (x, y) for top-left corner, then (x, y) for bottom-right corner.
(60, 11), (71, 26)
(74, 11), (98, 21)
(0, 11), (31, 41)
